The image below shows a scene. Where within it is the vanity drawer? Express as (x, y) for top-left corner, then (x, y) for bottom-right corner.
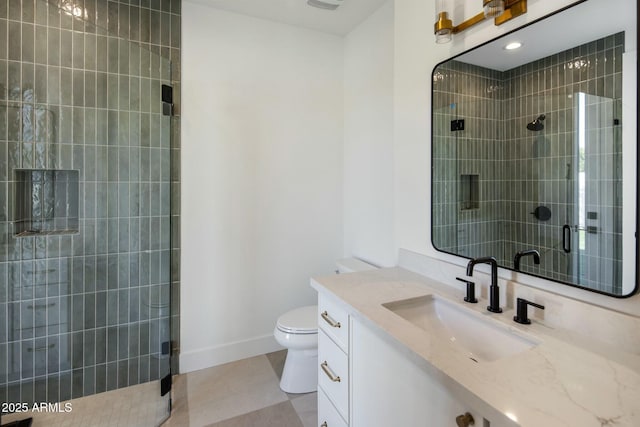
(318, 387), (348, 427)
(318, 329), (349, 420)
(318, 294), (349, 352)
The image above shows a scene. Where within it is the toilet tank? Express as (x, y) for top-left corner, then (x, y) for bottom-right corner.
(335, 258), (378, 274)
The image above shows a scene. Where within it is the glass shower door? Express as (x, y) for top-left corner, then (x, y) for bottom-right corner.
(431, 102), (459, 256)
(0, 1), (172, 425)
(570, 92), (622, 293)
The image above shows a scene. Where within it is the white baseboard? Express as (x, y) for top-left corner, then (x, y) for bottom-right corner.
(178, 334), (284, 374)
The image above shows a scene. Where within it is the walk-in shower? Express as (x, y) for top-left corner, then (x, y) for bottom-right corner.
(1, 1), (177, 426)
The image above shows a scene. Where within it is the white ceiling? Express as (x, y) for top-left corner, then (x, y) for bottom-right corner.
(457, 0), (636, 71)
(188, 0), (388, 36)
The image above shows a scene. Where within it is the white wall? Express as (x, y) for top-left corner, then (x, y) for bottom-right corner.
(180, 0), (638, 373)
(343, 1), (395, 267)
(393, 0), (640, 315)
(181, 2), (344, 372)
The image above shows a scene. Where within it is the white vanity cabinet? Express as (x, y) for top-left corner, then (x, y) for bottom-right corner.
(317, 293), (350, 426)
(316, 289), (497, 427)
(313, 263), (640, 427)
(350, 317), (485, 427)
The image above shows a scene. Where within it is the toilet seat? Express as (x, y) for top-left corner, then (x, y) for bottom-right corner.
(276, 305), (318, 335)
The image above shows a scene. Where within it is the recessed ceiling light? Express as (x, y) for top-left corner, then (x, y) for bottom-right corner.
(504, 42), (523, 50)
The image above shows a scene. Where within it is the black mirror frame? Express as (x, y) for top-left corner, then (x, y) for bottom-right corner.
(429, 1), (639, 298)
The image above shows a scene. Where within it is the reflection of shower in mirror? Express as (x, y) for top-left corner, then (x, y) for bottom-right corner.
(430, 18), (634, 297)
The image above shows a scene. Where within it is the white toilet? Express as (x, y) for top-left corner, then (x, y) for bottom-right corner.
(274, 258), (377, 394)
(274, 305), (319, 393)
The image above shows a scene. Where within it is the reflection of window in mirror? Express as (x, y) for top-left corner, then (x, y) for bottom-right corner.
(431, 2), (635, 298)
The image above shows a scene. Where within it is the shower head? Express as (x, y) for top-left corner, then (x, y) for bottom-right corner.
(527, 114), (546, 131)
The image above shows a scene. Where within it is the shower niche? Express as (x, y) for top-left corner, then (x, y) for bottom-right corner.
(14, 169), (80, 237)
(459, 174), (479, 211)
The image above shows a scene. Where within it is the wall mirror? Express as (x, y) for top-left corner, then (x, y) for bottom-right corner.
(431, 0), (637, 297)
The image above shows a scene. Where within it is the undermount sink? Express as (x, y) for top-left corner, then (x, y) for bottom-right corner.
(382, 294), (539, 362)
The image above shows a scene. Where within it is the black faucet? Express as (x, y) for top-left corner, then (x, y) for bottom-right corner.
(455, 277), (478, 303)
(513, 249), (541, 271)
(466, 256), (502, 313)
(513, 298), (545, 324)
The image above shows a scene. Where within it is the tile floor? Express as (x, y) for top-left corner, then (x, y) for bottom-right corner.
(164, 350), (317, 427)
(1, 350), (317, 427)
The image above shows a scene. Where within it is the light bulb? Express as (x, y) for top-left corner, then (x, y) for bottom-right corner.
(504, 42), (522, 50)
(483, 0), (505, 18)
(434, 11), (453, 44)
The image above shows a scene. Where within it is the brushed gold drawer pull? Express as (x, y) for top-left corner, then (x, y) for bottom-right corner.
(456, 412), (475, 427)
(321, 311), (341, 328)
(320, 361), (341, 382)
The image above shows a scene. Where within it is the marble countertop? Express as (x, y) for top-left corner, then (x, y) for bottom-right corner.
(311, 267), (640, 427)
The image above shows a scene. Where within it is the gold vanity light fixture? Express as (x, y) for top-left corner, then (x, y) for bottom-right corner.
(434, 10), (454, 43)
(483, 0), (505, 18)
(434, 0), (528, 44)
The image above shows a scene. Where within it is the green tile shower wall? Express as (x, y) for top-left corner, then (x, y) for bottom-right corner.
(433, 33), (623, 293)
(502, 33), (623, 293)
(0, 0), (181, 406)
(432, 60), (505, 262)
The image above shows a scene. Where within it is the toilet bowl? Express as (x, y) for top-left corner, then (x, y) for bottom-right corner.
(274, 305), (318, 393)
(274, 258), (378, 394)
